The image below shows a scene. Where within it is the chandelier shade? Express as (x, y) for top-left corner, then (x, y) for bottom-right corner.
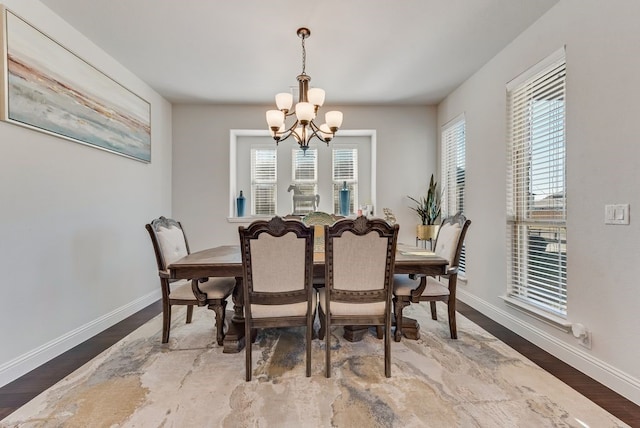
(266, 27), (343, 152)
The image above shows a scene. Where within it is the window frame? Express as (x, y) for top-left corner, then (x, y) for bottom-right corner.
(506, 47), (567, 318)
(441, 114), (466, 275)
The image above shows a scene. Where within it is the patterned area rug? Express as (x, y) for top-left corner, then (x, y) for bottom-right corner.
(2, 303), (627, 427)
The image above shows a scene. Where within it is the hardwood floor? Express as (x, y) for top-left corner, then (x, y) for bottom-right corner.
(1, 300), (638, 425)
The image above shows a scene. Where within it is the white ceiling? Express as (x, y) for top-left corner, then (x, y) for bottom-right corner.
(39, 0), (558, 105)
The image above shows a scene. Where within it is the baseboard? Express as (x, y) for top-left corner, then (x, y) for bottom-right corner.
(0, 290), (161, 388)
(457, 289), (640, 406)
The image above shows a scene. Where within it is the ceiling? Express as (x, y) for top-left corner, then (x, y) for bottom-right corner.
(39, 0), (558, 105)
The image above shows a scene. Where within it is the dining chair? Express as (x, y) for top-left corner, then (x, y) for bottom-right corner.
(146, 216), (235, 345)
(393, 212), (471, 340)
(238, 216), (316, 381)
(319, 216), (399, 378)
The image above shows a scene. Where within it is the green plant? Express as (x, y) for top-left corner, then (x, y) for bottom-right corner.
(408, 174), (441, 225)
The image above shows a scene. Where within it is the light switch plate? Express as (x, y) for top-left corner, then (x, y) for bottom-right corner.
(605, 204), (630, 225)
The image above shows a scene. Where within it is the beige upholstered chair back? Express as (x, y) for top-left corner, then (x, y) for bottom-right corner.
(325, 217), (399, 299)
(250, 231), (307, 293)
(433, 221), (462, 264)
(332, 231), (389, 291)
(147, 216), (190, 270)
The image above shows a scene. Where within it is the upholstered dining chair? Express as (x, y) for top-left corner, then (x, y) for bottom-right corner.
(238, 216), (316, 381)
(393, 212), (471, 340)
(319, 216), (399, 378)
(146, 216), (235, 345)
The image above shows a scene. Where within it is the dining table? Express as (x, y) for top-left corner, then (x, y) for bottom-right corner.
(167, 243), (448, 353)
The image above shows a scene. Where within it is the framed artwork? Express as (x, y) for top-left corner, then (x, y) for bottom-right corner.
(0, 6), (151, 162)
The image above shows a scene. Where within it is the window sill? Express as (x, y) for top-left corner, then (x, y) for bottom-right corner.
(499, 295), (571, 332)
(226, 216), (272, 223)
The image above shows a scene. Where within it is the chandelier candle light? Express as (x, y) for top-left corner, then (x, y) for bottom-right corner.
(266, 28), (343, 152)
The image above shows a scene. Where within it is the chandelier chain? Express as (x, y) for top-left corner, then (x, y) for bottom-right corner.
(301, 35), (306, 75)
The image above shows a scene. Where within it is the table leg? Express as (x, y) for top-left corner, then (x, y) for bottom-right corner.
(223, 277), (246, 353)
(398, 316), (421, 340)
(343, 326), (369, 342)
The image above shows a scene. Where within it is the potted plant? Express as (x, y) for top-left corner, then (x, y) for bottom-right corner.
(408, 174), (441, 241)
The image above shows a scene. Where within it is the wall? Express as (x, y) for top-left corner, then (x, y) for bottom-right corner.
(438, 0), (640, 403)
(172, 104), (437, 250)
(0, 0), (172, 386)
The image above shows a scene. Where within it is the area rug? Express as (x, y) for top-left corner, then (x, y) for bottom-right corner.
(1, 303), (627, 427)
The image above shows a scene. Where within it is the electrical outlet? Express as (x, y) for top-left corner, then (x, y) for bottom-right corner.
(579, 331), (592, 349)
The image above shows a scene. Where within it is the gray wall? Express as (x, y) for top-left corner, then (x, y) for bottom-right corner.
(172, 104), (437, 250)
(438, 0), (640, 403)
(0, 0), (172, 385)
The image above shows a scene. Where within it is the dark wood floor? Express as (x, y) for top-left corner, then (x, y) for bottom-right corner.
(1, 300), (639, 425)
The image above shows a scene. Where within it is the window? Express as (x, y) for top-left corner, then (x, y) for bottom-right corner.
(332, 148), (358, 214)
(231, 130), (375, 218)
(251, 148), (277, 215)
(441, 115), (466, 274)
(291, 148), (318, 215)
(506, 48), (567, 317)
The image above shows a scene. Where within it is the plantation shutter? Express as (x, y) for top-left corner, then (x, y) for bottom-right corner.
(332, 148), (358, 214)
(251, 148), (277, 215)
(291, 148), (318, 214)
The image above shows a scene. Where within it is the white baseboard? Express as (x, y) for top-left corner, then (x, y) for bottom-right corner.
(0, 290), (161, 388)
(458, 289), (640, 406)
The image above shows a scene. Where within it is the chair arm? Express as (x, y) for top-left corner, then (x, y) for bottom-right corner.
(410, 276), (427, 303)
(191, 278), (209, 306)
(159, 270), (171, 279)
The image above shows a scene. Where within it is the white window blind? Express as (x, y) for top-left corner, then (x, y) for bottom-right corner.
(441, 115), (466, 273)
(251, 148), (277, 215)
(506, 49), (567, 317)
(332, 148), (358, 214)
(291, 148), (318, 214)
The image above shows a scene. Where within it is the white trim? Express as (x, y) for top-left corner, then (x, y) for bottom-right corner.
(458, 289), (640, 405)
(442, 112), (465, 131)
(0, 289), (160, 388)
(229, 129), (268, 218)
(506, 46), (565, 91)
(500, 295), (571, 332)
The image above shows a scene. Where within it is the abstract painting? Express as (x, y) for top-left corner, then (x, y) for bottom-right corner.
(0, 7), (151, 162)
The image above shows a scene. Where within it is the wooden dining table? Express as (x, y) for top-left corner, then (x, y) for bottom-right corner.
(167, 243), (448, 353)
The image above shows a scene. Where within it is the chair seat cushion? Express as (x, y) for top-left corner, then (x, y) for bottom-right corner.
(393, 274), (449, 297)
(170, 277), (235, 300)
(318, 288), (386, 316)
(251, 290), (317, 319)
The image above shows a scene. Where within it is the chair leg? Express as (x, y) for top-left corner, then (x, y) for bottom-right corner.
(306, 315), (312, 377)
(245, 318), (252, 381)
(162, 302), (171, 343)
(209, 300), (227, 346)
(318, 306), (326, 340)
(376, 326), (383, 339)
(430, 301), (437, 320)
(325, 313), (331, 378)
(447, 302), (458, 339)
(186, 305), (194, 324)
(384, 321), (391, 378)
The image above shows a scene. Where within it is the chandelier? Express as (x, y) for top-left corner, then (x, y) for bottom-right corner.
(266, 27), (343, 152)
